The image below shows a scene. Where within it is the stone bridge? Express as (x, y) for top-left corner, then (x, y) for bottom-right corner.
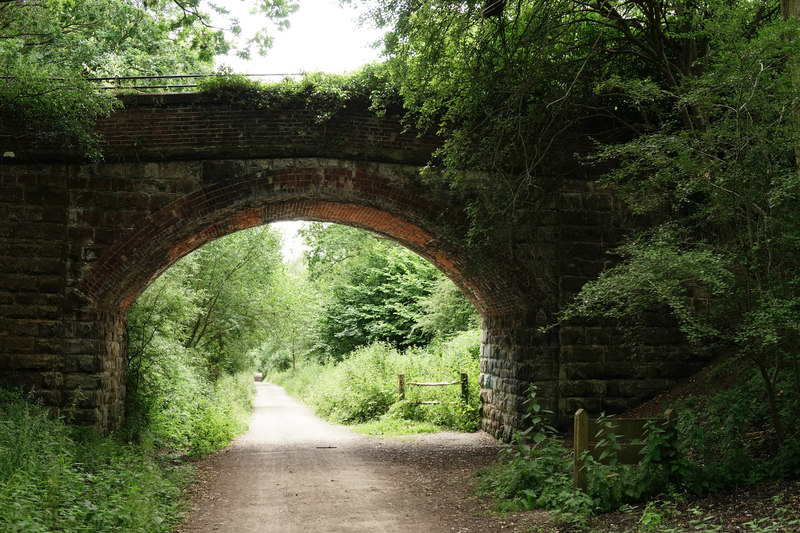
(0, 93), (701, 439)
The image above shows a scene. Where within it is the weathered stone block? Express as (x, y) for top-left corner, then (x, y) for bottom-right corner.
(560, 345), (605, 363)
(558, 325), (585, 345)
(606, 378), (671, 398)
(601, 397), (634, 413)
(584, 327), (614, 345)
(562, 396), (603, 416)
(42, 371), (63, 388)
(65, 339), (100, 355)
(560, 379), (607, 397)
(602, 361), (639, 379)
(64, 354), (102, 373)
(16, 353), (60, 370)
(64, 373), (102, 391)
(560, 362), (606, 380)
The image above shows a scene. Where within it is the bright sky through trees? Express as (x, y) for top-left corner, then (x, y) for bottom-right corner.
(216, 0), (384, 74)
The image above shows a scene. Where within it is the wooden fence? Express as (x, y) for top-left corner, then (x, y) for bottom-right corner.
(573, 408), (676, 491)
(397, 373), (469, 404)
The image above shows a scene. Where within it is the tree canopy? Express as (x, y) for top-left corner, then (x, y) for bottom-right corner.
(0, 0), (297, 156)
(300, 222), (478, 361)
(356, 0), (800, 442)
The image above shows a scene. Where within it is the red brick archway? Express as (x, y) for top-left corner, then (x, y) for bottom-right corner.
(61, 159), (530, 433)
(80, 162), (525, 317)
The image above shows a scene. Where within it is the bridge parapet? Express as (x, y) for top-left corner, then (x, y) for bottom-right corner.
(2, 93), (440, 165)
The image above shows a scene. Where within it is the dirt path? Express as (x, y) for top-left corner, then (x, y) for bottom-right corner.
(179, 381), (545, 533)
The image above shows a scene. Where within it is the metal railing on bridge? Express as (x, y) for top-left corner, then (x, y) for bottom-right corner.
(0, 73), (301, 92)
(89, 73), (301, 91)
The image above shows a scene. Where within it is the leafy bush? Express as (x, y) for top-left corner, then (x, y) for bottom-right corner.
(477, 387), (593, 522)
(413, 276), (481, 340)
(187, 372), (255, 456)
(668, 358), (800, 490)
(121, 365), (254, 457)
(261, 349), (294, 374)
(480, 358), (800, 520)
(0, 386), (191, 532)
(267, 329), (481, 431)
(197, 66), (404, 120)
(308, 343), (399, 423)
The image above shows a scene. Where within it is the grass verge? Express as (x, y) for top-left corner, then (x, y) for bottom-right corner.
(0, 386), (191, 532)
(0, 371), (256, 532)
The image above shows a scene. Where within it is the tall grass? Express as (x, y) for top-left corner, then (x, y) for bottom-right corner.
(267, 329), (481, 432)
(0, 386), (192, 532)
(0, 364), (256, 531)
(122, 357), (255, 457)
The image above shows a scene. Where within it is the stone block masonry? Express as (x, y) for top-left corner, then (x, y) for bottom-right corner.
(0, 93), (702, 436)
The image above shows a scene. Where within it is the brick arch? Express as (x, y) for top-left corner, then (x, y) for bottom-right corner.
(80, 160), (525, 318)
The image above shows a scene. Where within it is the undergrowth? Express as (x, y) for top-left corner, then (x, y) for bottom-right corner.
(478, 355), (800, 529)
(0, 386), (192, 532)
(121, 359), (255, 458)
(0, 363), (255, 531)
(267, 329), (481, 434)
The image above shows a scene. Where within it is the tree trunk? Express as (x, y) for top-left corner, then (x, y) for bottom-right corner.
(754, 356), (787, 444)
(782, 0), (800, 19)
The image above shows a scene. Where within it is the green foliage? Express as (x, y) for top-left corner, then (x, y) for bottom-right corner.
(255, 266), (323, 374)
(301, 223), (464, 360)
(0, 68), (118, 160)
(669, 357), (800, 490)
(197, 65), (403, 120)
(120, 364), (255, 457)
(630, 490), (800, 533)
(186, 372), (255, 456)
(413, 276), (481, 340)
(0, 0), (297, 157)
(129, 226), (282, 380)
(478, 387), (593, 523)
(268, 329), (481, 432)
(124, 226), (281, 454)
(355, 0), (637, 247)
(556, 225), (734, 346)
(307, 343), (399, 424)
(483, 355), (800, 520)
(0, 386), (191, 532)
(178, 228), (284, 377)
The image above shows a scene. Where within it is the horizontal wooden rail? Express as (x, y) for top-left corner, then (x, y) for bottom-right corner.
(408, 380), (459, 386)
(398, 373), (468, 403)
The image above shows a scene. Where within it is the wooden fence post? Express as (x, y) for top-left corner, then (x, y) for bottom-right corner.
(573, 408), (589, 492)
(460, 373), (468, 402)
(398, 374), (405, 401)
